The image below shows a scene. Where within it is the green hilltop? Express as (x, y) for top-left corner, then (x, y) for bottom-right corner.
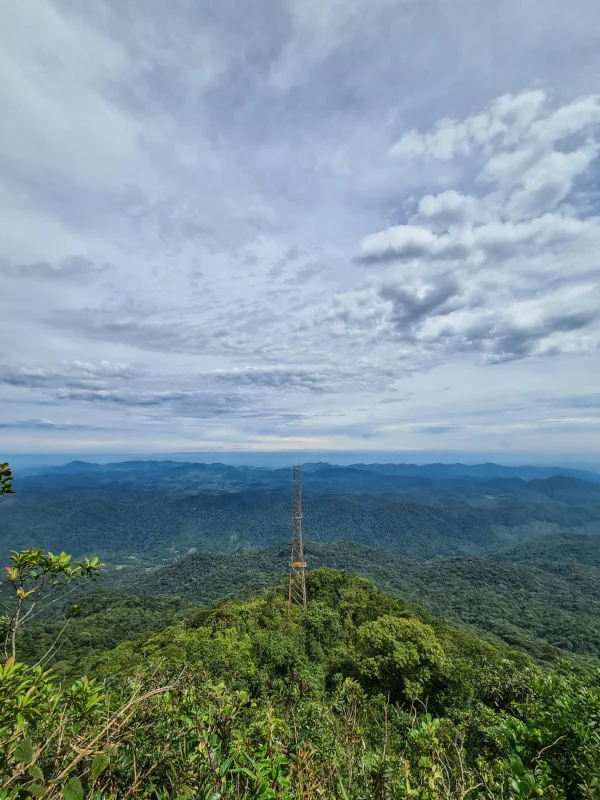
(4, 463), (600, 797)
(3, 565), (600, 798)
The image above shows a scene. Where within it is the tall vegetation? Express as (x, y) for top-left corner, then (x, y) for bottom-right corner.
(1, 557), (600, 798)
(1, 548), (103, 662)
(1, 463), (14, 496)
(2, 463), (600, 798)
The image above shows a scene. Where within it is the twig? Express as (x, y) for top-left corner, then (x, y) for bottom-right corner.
(533, 736), (564, 762)
(32, 617), (72, 669)
(39, 683), (176, 797)
(461, 782), (484, 798)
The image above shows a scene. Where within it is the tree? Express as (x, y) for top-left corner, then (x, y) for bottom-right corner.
(0, 462), (13, 496)
(2, 549), (103, 662)
(0, 461), (104, 663)
(355, 614), (445, 699)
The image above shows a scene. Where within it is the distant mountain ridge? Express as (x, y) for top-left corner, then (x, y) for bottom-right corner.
(4, 466), (600, 566)
(343, 461), (600, 482)
(16, 458), (600, 484)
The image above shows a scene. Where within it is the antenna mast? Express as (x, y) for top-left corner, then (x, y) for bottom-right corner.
(288, 463), (307, 615)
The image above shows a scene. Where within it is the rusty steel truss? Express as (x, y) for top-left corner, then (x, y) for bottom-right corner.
(288, 463), (307, 615)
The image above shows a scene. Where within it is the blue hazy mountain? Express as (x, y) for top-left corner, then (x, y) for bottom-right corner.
(14, 458), (600, 484)
(3, 460), (600, 567)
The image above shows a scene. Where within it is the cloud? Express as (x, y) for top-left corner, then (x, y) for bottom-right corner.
(423, 289), (600, 364)
(391, 91), (600, 224)
(0, 419), (106, 431)
(551, 393), (600, 410)
(55, 389), (190, 405)
(55, 387), (248, 419)
(336, 91), (600, 372)
(2, 256), (107, 283)
(48, 310), (213, 354)
(379, 277), (463, 332)
(358, 212), (596, 266)
(389, 92), (599, 162)
(414, 191), (477, 230)
(358, 225), (471, 263)
(483, 301), (600, 364)
(329, 276), (600, 365)
(416, 424), (458, 435)
(2, 2), (600, 455)
(210, 365), (342, 391)
(0, 360), (139, 389)
(502, 142), (599, 219)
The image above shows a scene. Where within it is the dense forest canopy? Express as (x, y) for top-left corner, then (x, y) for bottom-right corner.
(3, 462), (600, 565)
(2, 562), (600, 798)
(2, 460), (600, 797)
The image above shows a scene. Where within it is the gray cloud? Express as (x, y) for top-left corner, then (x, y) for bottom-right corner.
(55, 388), (244, 417)
(2, 1), (600, 455)
(379, 277), (463, 332)
(56, 389), (190, 405)
(485, 307), (600, 363)
(48, 310), (213, 354)
(414, 191), (477, 231)
(357, 214), (596, 265)
(210, 365), (342, 391)
(2, 256), (107, 283)
(0, 419), (106, 431)
(551, 393), (600, 410)
(0, 360), (140, 389)
(416, 424), (458, 435)
(357, 226), (470, 263)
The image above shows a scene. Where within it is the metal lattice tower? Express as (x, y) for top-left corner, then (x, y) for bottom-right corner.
(288, 463), (307, 615)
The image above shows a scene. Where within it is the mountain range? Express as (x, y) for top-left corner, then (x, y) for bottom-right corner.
(3, 460), (600, 566)
(14, 457), (600, 484)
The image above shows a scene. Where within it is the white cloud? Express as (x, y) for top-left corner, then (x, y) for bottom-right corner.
(414, 191), (478, 230)
(390, 91), (547, 160)
(359, 225), (469, 262)
(1, 2), (600, 456)
(359, 213), (598, 266)
(342, 92), (600, 377)
(502, 142), (599, 219)
(391, 91), (600, 225)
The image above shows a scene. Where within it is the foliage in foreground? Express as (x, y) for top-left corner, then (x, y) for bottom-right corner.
(1, 548), (102, 662)
(1, 568), (600, 799)
(0, 463), (14, 497)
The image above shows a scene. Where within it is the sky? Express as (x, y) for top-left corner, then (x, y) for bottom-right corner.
(1, 0), (600, 458)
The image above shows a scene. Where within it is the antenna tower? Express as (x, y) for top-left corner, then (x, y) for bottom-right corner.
(288, 463), (307, 615)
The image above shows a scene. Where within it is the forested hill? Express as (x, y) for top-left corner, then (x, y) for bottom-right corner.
(114, 534), (600, 661)
(7, 567), (600, 798)
(3, 462), (600, 563)
(502, 531), (600, 567)
(4, 461), (600, 797)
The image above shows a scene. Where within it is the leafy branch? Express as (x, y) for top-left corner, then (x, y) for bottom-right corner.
(2, 549), (104, 662)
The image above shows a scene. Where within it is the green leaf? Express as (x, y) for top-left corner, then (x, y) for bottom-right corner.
(28, 764), (43, 780)
(509, 755), (524, 776)
(91, 752), (109, 782)
(174, 789), (195, 800)
(28, 785), (45, 798)
(219, 757), (232, 777)
(337, 780), (349, 800)
(14, 738), (33, 764)
(62, 777), (83, 800)
(518, 774), (536, 794)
